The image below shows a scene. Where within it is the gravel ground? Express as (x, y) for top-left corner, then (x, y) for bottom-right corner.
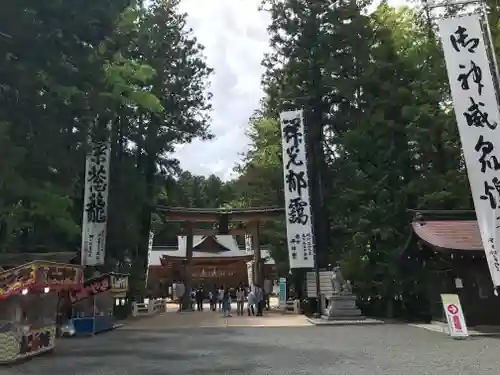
(1, 323), (499, 375)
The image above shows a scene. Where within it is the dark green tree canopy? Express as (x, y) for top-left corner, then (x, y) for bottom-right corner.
(3, 0), (498, 304)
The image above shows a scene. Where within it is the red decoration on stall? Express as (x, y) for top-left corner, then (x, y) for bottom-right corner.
(0, 261), (83, 300)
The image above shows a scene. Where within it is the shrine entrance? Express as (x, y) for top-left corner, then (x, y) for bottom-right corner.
(152, 234), (255, 289)
(153, 206), (284, 310)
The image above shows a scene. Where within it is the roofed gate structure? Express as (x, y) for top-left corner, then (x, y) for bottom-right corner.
(155, 206), (284, 305)
(147, 235), (276, 294)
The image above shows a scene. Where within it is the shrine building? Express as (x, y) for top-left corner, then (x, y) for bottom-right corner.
(400, 210), (500, 326)
(147, 235), (276, 294)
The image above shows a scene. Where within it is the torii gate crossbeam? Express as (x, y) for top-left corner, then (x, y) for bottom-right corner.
(155, 206), (284, 309)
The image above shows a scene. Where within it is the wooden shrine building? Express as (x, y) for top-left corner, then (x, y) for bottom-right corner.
(152, 206), (283, 298)
(400, 210), (500, 326)
(147, 235), (276, 294)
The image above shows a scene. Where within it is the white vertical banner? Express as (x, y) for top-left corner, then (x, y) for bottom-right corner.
(438, 15), (500, 286)
(244, 234), (253, 254)
(145, 231), (154, 288)
(246, 261), (254, 287)
(279, 110), (315, 268)
(81, 141), (111, 266)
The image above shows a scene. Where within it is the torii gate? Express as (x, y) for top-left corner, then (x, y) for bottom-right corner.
(156, 206), (284, 307)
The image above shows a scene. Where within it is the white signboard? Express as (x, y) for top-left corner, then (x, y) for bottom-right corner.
(441, 294), (469, 339)
(439, 15), (500, 286)
(279, 110), (315, 268)
(81, 142), (111, 266)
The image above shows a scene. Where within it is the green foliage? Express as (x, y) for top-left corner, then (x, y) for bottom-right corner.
(0, 0), (214, 277)
(3, 0), (499, 309)
(231, 1), (488, 312)
(153, 172), (236, 246)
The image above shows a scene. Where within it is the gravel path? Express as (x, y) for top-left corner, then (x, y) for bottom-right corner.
(1, 323), (499, 375)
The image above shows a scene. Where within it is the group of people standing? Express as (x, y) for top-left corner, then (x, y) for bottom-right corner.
(172, 281), (266, 317)
(243, 284), (265, 317)
(208, 286), (230, 314)
(212, 284), (265, 317)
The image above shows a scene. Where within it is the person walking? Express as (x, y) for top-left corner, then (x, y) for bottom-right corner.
(235, 286), (245, 316)
(222, 289), (232, 317)
(247, 288), (256, 316)
(254, 284), (264, 316)
(264, 279), (272, 310)
(190, 288), (196, 310)
(210, 286), (218, 311)
(217, 285), (224, 312)
(172, 280), (185, 312)
(196, 286), (204, 311)
(208, 290), (214, 311)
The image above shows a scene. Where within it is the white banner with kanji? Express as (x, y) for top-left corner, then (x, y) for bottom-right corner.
(81, 142), (111, 266)
(279, 110), (315, 268)
(438, 15), (500, 286)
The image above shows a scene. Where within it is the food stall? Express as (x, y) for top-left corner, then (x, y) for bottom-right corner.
(68, 272), (128, 336)
(0, 261), (83, 364)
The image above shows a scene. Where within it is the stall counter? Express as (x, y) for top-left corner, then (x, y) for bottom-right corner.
(71, 315), (115, 335)
(0, 326), (56, 364)
(69, 272), (128, 336)
(0, 261), (82, 363)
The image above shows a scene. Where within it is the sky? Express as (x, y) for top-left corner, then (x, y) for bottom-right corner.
(175, 0), (407, 181)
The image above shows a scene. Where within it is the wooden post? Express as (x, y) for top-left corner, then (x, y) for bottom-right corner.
(182, 221), (193, 310)
(251, 221), (263, 287)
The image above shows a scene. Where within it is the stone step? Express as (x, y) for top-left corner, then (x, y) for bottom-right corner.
(326, 308), (362, 314)
(321, 315), (366, 320)
(308, 317), (382, 325)
(325, 306), (359, 311)
(322, 314), (365, 320)
(323, 306), (363, 319)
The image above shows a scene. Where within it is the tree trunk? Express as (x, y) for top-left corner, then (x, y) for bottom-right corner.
(182, 222), (193, 310)
(131, 117), (156, 298)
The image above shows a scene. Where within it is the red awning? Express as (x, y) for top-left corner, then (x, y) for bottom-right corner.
(412, 220), (483, 251)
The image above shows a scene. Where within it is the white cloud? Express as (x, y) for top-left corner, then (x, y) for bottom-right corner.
(173, 0), (270, 181)
(174, 0), (409, 181)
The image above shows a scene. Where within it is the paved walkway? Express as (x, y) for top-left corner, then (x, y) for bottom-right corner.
(4, 323), (500, 375)
(125, 306), (310, 330)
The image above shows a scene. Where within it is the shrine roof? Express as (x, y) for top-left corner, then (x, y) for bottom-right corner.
(0, 252), (78, 268)
(412, 218), (482, 251)
(156, 206), (284, 222)
(184, 235), (239, 253)
(148, 235), (275, 265)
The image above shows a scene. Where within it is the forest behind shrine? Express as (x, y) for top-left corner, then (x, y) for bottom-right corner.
(1, 0), (500, 305)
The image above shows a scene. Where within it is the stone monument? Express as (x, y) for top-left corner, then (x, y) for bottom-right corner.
(322, 265), (364, 321)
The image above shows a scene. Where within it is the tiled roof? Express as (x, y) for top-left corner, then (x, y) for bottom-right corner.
(0, 252), (78, 266)
(149, 236), (250, 266)
(412, 220), (483, 251)
(148, 235), (276, 266)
